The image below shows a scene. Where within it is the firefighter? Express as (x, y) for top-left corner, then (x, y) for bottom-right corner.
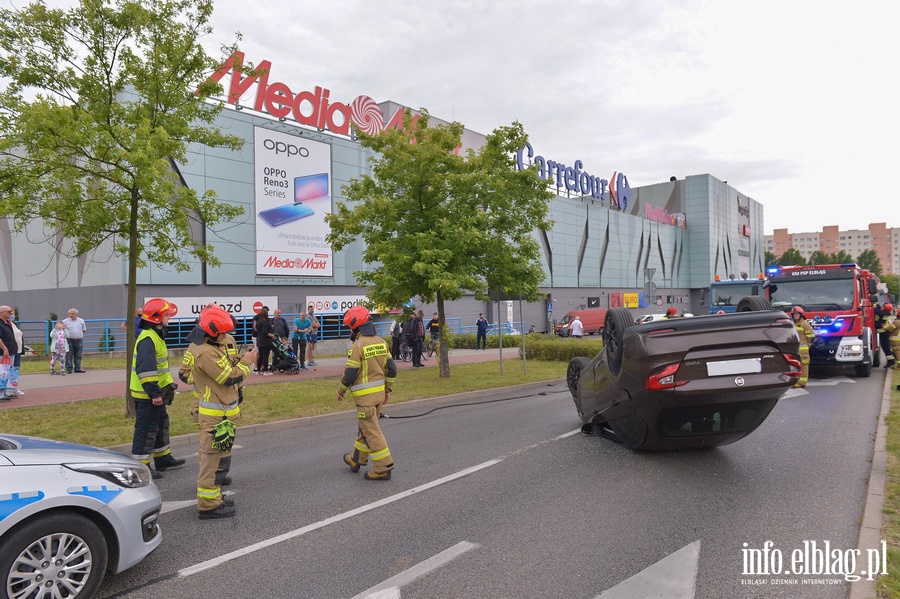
(338, 305), (397, 481)
(876, 303), (895, 369)
(883, 304), (900, 371)
(791, 306), (816, 388)
(179, 305), (242, 486)
(130, 298), (185, 478)
(190, 305), (257, 519)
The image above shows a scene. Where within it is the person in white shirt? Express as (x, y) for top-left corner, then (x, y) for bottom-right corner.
(570, 315), (584, 338)
(63, 308), (87, 373)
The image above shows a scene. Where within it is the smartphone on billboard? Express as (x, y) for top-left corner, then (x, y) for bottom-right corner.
(294, 173), (329, 202)
(258, 202), (315, 227)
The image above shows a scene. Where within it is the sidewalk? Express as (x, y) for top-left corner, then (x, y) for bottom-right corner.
(1, 348), (511, 410)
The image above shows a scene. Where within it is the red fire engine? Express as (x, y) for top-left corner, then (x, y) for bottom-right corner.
(765, 263), (882, 377)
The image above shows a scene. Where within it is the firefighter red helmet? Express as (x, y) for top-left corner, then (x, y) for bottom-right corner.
(886, 303), (895, 313)
(791, 306), (805, 318)
(344, 305), (371, 330)
(141, 298), (177, 324)
(198, 305), (236, 337)
(666, 307), (677, 316)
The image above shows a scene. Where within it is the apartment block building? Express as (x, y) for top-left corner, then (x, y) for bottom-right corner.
(765, 223), (899, 275)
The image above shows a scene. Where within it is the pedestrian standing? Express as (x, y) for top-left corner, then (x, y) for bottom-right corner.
(255, 308), (275, 375)
(307, 306), (320, 366)
(475, 313), (489, 350)
(63, 308), (87, 373)
(184, 305), (256, 519)
(0, 305), (17, 402)
(129, 298), (185, 478)
(390, 318), (402, 360)
(50, 320), (69, 375)
(570, 315), (584, 338)
(292, 310), (312, 370)
(339, 306), (397, 480)
(411, 310), (425, 367)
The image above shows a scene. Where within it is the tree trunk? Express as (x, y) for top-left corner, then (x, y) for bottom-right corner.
(437, 293), (450, 378)
(124, 193), (139, 418)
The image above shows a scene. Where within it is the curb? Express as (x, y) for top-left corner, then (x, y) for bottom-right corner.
(849, 368), (893, 599)
(106, 378), (565, 455)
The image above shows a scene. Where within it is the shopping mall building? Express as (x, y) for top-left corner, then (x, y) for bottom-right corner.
(0, 52), (767, 333)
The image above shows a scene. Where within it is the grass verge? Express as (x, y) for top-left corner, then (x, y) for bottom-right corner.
(0, 359), (564, 448)
(880, 377), (900, 598)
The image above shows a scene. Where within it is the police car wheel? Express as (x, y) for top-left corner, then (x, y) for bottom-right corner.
(1, 512), (108, 599)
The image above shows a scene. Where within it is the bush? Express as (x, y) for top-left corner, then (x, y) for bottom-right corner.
(517, 333), (604, 362)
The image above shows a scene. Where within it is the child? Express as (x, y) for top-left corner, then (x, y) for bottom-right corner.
(50, 321), (69, 375)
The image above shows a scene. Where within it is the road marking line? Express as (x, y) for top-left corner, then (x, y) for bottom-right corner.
(352, 541), (480, 599)
(177, 461), (501, 578)
(555, 428), (581, 440)
(594, 540), (700, 599)
(161, 492), (234, 515)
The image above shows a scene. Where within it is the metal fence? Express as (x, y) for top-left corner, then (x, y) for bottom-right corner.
(18, 315), (528, 355)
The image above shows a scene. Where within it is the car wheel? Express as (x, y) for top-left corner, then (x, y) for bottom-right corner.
(604, 307), (634, 376)
(1, 512), (108, 599)
(566, 356), (590, 397)
(735, 296), (772, 312)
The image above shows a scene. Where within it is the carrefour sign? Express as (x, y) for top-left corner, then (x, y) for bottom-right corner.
(515, 142), (631, 210)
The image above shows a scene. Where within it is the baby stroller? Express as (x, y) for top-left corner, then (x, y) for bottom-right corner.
(271, 337), (301, 374)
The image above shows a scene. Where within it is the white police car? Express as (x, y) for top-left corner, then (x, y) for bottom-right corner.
(0, 434), (162, 598)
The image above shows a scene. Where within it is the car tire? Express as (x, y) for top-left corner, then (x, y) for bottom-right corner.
(567, 356), (590, 397)
(735, 296), (772, 312)
(603, 307), (634, 376)
(0, 512), (108, 599)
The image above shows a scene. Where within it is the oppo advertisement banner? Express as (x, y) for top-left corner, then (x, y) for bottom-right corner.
(254, 127), (333, 276)
(147, 296), (279, 319)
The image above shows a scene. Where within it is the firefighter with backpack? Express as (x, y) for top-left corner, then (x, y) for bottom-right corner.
(882, 304), (900, 371)
(338, 306), (398, 480)
(791, 306), (816, 388)
(188, 305), (257, 519)
(876, 303), (896, 369)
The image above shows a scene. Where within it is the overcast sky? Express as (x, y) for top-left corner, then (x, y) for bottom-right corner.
(192, 1), (895, 234)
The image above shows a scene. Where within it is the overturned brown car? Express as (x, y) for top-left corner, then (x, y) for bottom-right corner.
(567, 301), (801, 450)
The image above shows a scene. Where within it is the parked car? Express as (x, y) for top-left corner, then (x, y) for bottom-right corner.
(566, 299), (801, 450)
(635, 313), (694, 324)
(21, 345), (37, 357)
(555, 308), (607, 337)
(634, 313), (667, 325)
(0, 434), (163, 598)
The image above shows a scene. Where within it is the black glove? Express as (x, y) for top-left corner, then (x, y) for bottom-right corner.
(237, 387), (244, 405)
(161, 383), (177, 405)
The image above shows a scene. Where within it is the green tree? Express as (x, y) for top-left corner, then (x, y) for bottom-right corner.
(765, 250), (778, 266)
(778, 247), (806, 266)
(807, 250), (831, 265)
(0, 0), (245, 415)
(856, 249), (882, 275)
(326, 110), (553, 378)
(829, 250), (854, 264)
(881, 274), (899, 303)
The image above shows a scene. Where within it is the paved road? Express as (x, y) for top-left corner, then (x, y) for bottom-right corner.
(92, 367), (892, 599)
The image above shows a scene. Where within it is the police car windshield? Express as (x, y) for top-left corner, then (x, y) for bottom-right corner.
(769, 279), (855, 311)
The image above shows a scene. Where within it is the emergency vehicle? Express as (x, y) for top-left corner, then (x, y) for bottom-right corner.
(765, 263), (882, 377)
(706, 274), (768, 314)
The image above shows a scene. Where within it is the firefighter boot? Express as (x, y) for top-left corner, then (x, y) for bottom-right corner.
(198, 503), (236, 520)
(364, 469), (392, 481)
(343, 452), (361, 473)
